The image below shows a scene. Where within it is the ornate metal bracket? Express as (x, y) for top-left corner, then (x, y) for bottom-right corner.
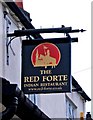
(4, 11), (16, 65)
(6, 25), (85, 65)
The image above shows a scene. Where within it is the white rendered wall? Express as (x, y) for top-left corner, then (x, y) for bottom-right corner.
(4, 18), (22, 88)
(36, 93), (66, 118)
(1, 5), (22, 88)
(0, 2), (4, 77)
(37, 87), (86, 118)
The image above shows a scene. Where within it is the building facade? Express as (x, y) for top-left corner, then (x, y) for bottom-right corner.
(0, 0), (91, 119)
(35, 77), (90, 118)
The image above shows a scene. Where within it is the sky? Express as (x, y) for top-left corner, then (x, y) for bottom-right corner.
(23, 0), (91, 113)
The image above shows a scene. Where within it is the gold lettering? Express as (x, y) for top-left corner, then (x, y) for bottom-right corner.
(24, 74), (68, 83)
(43, 75), (53, 82)
(42, 75), (68, 82)
(40, 70), (52, 75)
(24, 76), (39, 82)
(40, 70), (43, 75)
(58, 75), (68, 81)
(53, 75), (58, 81)
(24, 77), (29, 82)
(24, 83), (39, 87)
(63, 75), (68, 81)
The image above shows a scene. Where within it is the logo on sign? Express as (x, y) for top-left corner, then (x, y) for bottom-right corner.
(31, 42), (61, 68)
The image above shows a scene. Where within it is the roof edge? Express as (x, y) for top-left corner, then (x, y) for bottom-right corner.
(4, 1), (43, 39)
(72, 76), (91, 101)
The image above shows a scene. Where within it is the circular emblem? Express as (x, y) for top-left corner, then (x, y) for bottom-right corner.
(31, 42), (61, 68)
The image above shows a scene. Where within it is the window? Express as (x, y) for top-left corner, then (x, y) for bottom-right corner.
(66, 97), (76, 120)
(28, 94), (36, 104)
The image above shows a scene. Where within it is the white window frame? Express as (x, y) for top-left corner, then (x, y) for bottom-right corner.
(66, 96), (77, 120)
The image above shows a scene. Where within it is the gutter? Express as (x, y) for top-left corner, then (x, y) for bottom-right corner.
(1, 77), (51, 120)
(0, 97), (18, 120)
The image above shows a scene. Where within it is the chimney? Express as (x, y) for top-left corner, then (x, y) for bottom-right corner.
(15, 0), (23, 9)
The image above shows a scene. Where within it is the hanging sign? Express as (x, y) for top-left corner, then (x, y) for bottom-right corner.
(22, 39), (71, 94)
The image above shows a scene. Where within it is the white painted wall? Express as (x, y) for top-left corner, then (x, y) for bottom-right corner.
(37, 93), (66, 118)
(4, 15), (22, 88)
(0, 3), (22, 88)
(0, 2), (4, 77)
(36, 86), (86, 118)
